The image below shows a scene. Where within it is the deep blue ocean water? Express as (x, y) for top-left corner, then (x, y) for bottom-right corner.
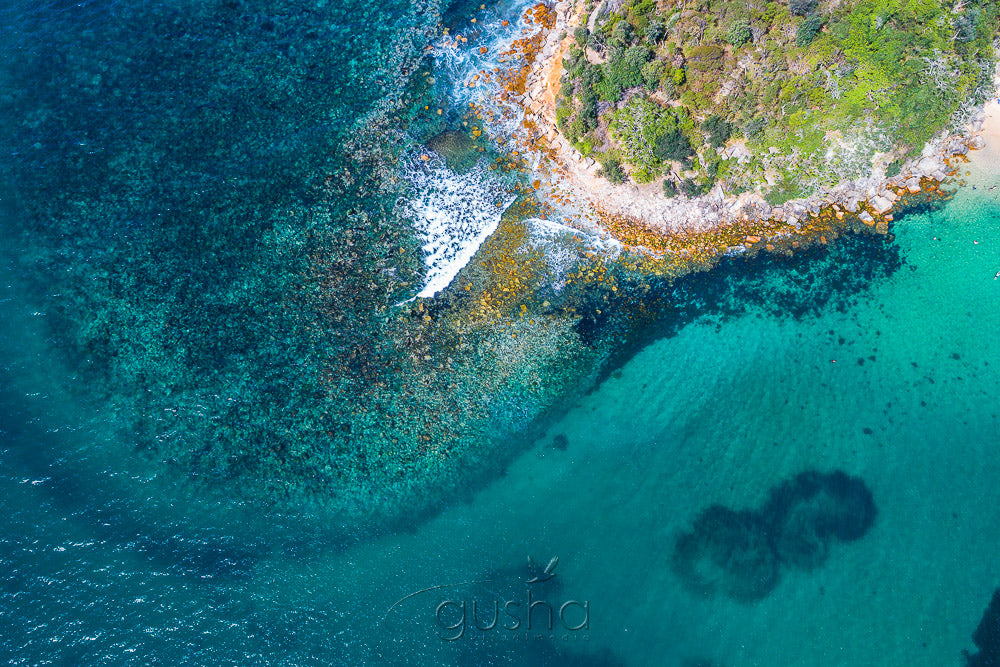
(2, 0), (1000, 665)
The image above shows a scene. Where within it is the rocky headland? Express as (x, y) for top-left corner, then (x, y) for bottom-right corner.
(500, 0), (999, 258)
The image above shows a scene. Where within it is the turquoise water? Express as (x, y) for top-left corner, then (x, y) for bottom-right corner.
(4, 173), (999, 665)
(2, 0), (1000, 664)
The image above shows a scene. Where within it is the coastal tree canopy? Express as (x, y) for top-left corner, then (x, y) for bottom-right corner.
(554, 0), (998, 197)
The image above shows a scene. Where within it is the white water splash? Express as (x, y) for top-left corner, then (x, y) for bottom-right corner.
(399, 2), (623, 301)
(523, 217), (622, 292)
(429, 0), (537, 139)
(400, 154), (516, 300)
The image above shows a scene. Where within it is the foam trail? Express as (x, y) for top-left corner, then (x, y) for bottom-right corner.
(430, 0), (538, 139)
(526, 217), (621, 251)
(522, 217), (622, 291)
(401, 154), (516, 300)
(402, 2), (621, 300)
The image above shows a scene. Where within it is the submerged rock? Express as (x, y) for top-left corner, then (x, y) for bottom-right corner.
(965, 589), (1000, 666)
(763, 470), (877, 570)
(425, 130), (480, 173)
(672, 506), (781, 603)
(672, 470), (876, 602)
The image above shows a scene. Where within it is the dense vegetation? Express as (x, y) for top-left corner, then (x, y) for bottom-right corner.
(558, 0), (999, 203)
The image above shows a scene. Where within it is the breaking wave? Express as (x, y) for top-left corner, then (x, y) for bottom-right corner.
(523, 217), (621, 291)
(400, 153), (516, 299)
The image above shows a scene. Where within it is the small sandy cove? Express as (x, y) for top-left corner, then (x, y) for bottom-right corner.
(967, 65), (1000, 183)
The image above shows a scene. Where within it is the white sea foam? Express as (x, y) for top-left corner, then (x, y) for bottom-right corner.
(401, 154), (516, 300)
(430, 0), (537, 139)
(522, 217), (622, 292)
(400, 2), (612, 301)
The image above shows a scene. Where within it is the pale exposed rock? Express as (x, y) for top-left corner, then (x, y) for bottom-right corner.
(859, 210), (875, 224)
(722, 141), (751, 161)
(916, 157), (939, 175)
(869, 196), (893, 214)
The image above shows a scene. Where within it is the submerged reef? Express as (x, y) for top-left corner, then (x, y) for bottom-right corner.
(672, 470), (876, 602)
(672, 506), (781, 603)
(0, 0), (910, 540)
(965, 589), (1000, 667)
(763, 469), (878, 570)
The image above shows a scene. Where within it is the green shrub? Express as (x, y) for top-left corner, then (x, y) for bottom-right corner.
(704, 149), (722, 178)
(654, 128), (692, 162)
(608, 96), (693, 173)
(645, 19), (666, 43)
(743, 117), (766, 140)
(790, 0), (817, 17)
(642, 59), (667, 89)
(686, 44), (726, 72)
(660, 78), (678, 99)
(678, 178), (709, 196)
(579, 90), (599, 127)
(796, 13), (824, 46)
(566, 116), (589, 143)
(555, 103), (572, 129)
(629, 0), (657, 20)
(600, 45), (652, 100)
(633, 165), (655, 183)
(662, 178), (678, 197)
(611, 20), (635, 47)
(599, 157), (628, 184)
(702, 115), (733, 147)
(728, 19), (752, 47)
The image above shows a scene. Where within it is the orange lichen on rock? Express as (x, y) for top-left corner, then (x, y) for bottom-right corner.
(496, 3), (556, 98)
